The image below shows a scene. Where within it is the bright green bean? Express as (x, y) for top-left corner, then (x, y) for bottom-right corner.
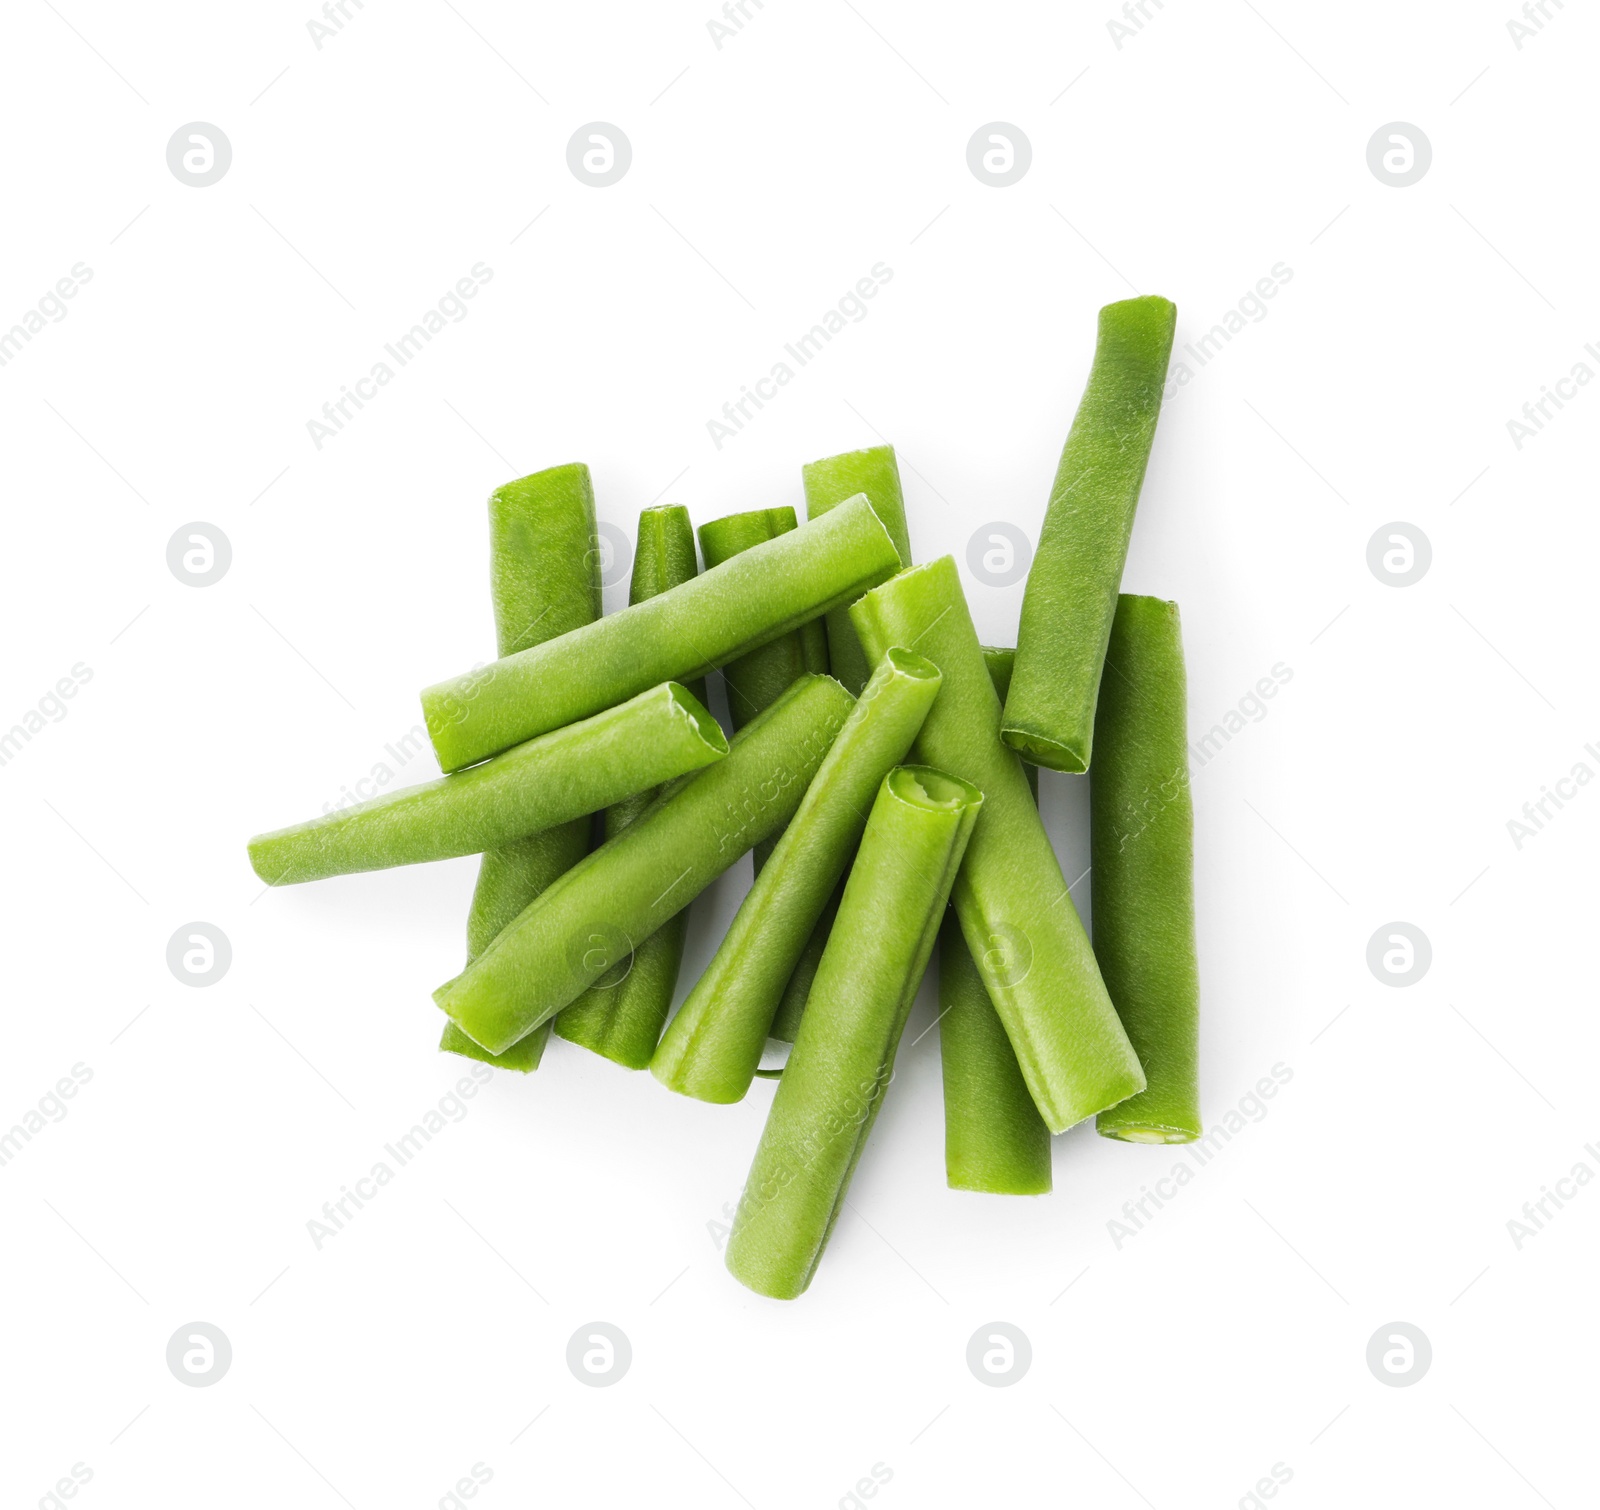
(441, 464), (602, 1073)
(802, 446), (912, 695)
(725, 765), (982, 1300)
(1092, 595), (1202, 1143)
(938, 914), (1052, 1194)
(936, 645), (1050, 1191)
(652, 647), (941, 1103)
(248, 682), (726, 885)
(486, 463), (603, 660)
(1003, 296), (1176, 773)
(556, 506), (706, 1070)
(851, 556), (1144, 1133)
(422, 494), (898, 771)
(435, 674), (855, 1055)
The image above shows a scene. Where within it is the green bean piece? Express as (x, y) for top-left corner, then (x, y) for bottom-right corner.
(802, 446), (912, 695)
(1092, 595), (1202, 1144)
(435, 674), (855, 1055)
(938, 914), (1052, 1194)
(441, 464), (602, 1073)
(556, 506), (706, 1070)
(1002, 296), (1176, 773)
(422, 494), (899, 771)
(488, 464), (603, 660)
(851, 557), (1144, 1133)
(936, 645), (1051, 1191)
(652, 648), (942, 1103)
(725, 766), (982, 1300)
(247, 683), (727, 885)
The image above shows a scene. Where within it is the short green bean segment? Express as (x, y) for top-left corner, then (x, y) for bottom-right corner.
(1003, 295), (1177, 774)
(441, 463), (602, 1073)
(487, 463), (603, 659)
(652, 647), (942, 1103)
(422, 493), (898, 771)
(435, 674), (855, 1055)
(939, 914), (1052, 1194)
(1092, 595), (1202, 1144)
(248, 682), (727, 886)
(725, 765), (982, 1300)
(851, 556), (1144, 1133)
(556, 505), (706, 1070)
(936, 645), (1050, 1191)
(802, 446), (912, 695)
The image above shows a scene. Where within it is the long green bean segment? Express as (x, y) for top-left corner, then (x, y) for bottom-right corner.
(851, 557), (1144, 1133)
(556, 506), (706, 1070)
(422, 493), (898, 771)
(699, 508), (829, 729)
(1092, 595), (1202, 1143)
(936, 644), (1051, 1191)
(248, 682), (727, 885)
(652, 647), (942, 1103)
(441, 464), (602, 1073)
(802, 446), (912, 695)
(725, 765), (982, 1300)
(435, 674), (855, 1054)
(939, 914), (1052, 1194)
(1002, 295), (1176, 773)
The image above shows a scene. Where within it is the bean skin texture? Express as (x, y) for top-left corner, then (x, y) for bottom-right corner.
(1092, 595), (1202, 1144)
(1003, 296), (1176, 774)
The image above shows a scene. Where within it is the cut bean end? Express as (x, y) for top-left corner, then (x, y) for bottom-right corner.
(999, 725), (1088, 774)
(665, 680), (730, 754)
(438, 1019), (547, 1073)
(887, 764), (979, 810)
(1099, 1122), (1200, 1145)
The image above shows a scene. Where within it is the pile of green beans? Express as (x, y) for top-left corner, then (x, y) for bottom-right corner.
(248, 294), (1206, 1299)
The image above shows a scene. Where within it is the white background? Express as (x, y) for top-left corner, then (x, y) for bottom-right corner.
(2, 2), (1595, 1506)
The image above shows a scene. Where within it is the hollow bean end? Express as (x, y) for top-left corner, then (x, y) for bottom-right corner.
(438, 1019), (548, 1073)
